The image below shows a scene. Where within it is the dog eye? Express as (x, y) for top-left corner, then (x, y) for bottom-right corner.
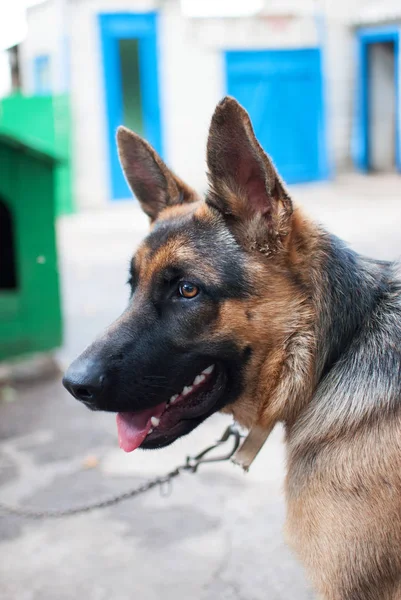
(178, 282), (199, 299)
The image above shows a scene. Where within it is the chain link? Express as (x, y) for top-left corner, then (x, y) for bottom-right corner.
(0, 424), (243, 520)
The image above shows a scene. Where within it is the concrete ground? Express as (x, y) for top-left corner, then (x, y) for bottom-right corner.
(0, 173), (400, 600)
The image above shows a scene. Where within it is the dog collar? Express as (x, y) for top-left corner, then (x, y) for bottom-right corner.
(231, 423), (274, 471)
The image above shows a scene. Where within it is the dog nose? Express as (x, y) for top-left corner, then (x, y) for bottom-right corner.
(62, 358), (106, 407)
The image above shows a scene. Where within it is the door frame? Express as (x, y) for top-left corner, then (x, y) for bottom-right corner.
(224, 47), (329, 184)
(99, 13), (163, 200)
(354, 26), (400, 172)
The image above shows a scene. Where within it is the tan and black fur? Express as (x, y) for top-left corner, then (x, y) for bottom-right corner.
(64, 97), (401, 600)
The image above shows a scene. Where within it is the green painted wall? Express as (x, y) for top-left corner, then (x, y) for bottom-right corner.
(0, 94), (73, 216)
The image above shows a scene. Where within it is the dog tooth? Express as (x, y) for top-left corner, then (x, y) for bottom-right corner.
(170, 394), (179, 404)
(148, 428), (154, 434)
(194, 374), (206, 386)
(182, 386), (193, 396)
(202, 365), (214, 375)
(150, 416), (160, 427)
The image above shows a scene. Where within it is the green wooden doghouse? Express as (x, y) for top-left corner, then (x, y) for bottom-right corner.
(0, 128), (62, 361)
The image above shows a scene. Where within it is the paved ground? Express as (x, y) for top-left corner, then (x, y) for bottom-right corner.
(0, 173), (400, 600)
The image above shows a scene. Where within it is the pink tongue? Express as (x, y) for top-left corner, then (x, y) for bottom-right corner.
(116, 402), (166, 452)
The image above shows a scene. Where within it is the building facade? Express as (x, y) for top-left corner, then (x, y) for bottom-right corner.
(19, 0), (401, 210)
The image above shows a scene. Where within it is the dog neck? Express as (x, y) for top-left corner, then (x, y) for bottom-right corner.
(257, 211), (394, 432)
(312, 233), (392, 383)
(282, 215), (397, 440)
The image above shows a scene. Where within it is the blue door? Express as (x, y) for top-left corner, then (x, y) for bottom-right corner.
(99, 13), (163, 200)
(226, 49), (328, 184)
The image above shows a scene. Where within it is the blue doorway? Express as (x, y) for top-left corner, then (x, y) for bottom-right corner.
(354, 27), (400, 173)
(225, 49), (328, 184)
(99, 13), (163, 200)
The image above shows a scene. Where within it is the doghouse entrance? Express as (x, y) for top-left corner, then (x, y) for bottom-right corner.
(0, 199), (18, 290)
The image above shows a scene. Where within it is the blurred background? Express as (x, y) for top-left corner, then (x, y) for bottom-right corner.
(0, 1), (400, 599)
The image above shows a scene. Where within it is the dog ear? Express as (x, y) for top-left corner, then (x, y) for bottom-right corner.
(206, 97), (293, 255)
(117, 127), (199, 221)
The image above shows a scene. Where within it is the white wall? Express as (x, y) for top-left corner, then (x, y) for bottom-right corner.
(158, 0), (223, 196)
(20, 0), (58, 94)
(21, 0), (357, 210)
(321, 9), (355, 172)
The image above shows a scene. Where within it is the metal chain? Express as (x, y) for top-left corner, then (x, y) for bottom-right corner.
(0, 424), (243, 520)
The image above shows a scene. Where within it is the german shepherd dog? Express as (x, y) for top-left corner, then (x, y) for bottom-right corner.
(63, 97), (401, 600)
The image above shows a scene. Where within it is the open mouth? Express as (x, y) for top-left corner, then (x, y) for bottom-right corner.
(116, 364), (226, 451)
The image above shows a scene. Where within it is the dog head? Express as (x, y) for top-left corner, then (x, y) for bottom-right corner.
(63, 97), (313, 452)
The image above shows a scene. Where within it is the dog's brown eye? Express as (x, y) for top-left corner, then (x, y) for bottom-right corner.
(178, 282), (199, 299)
